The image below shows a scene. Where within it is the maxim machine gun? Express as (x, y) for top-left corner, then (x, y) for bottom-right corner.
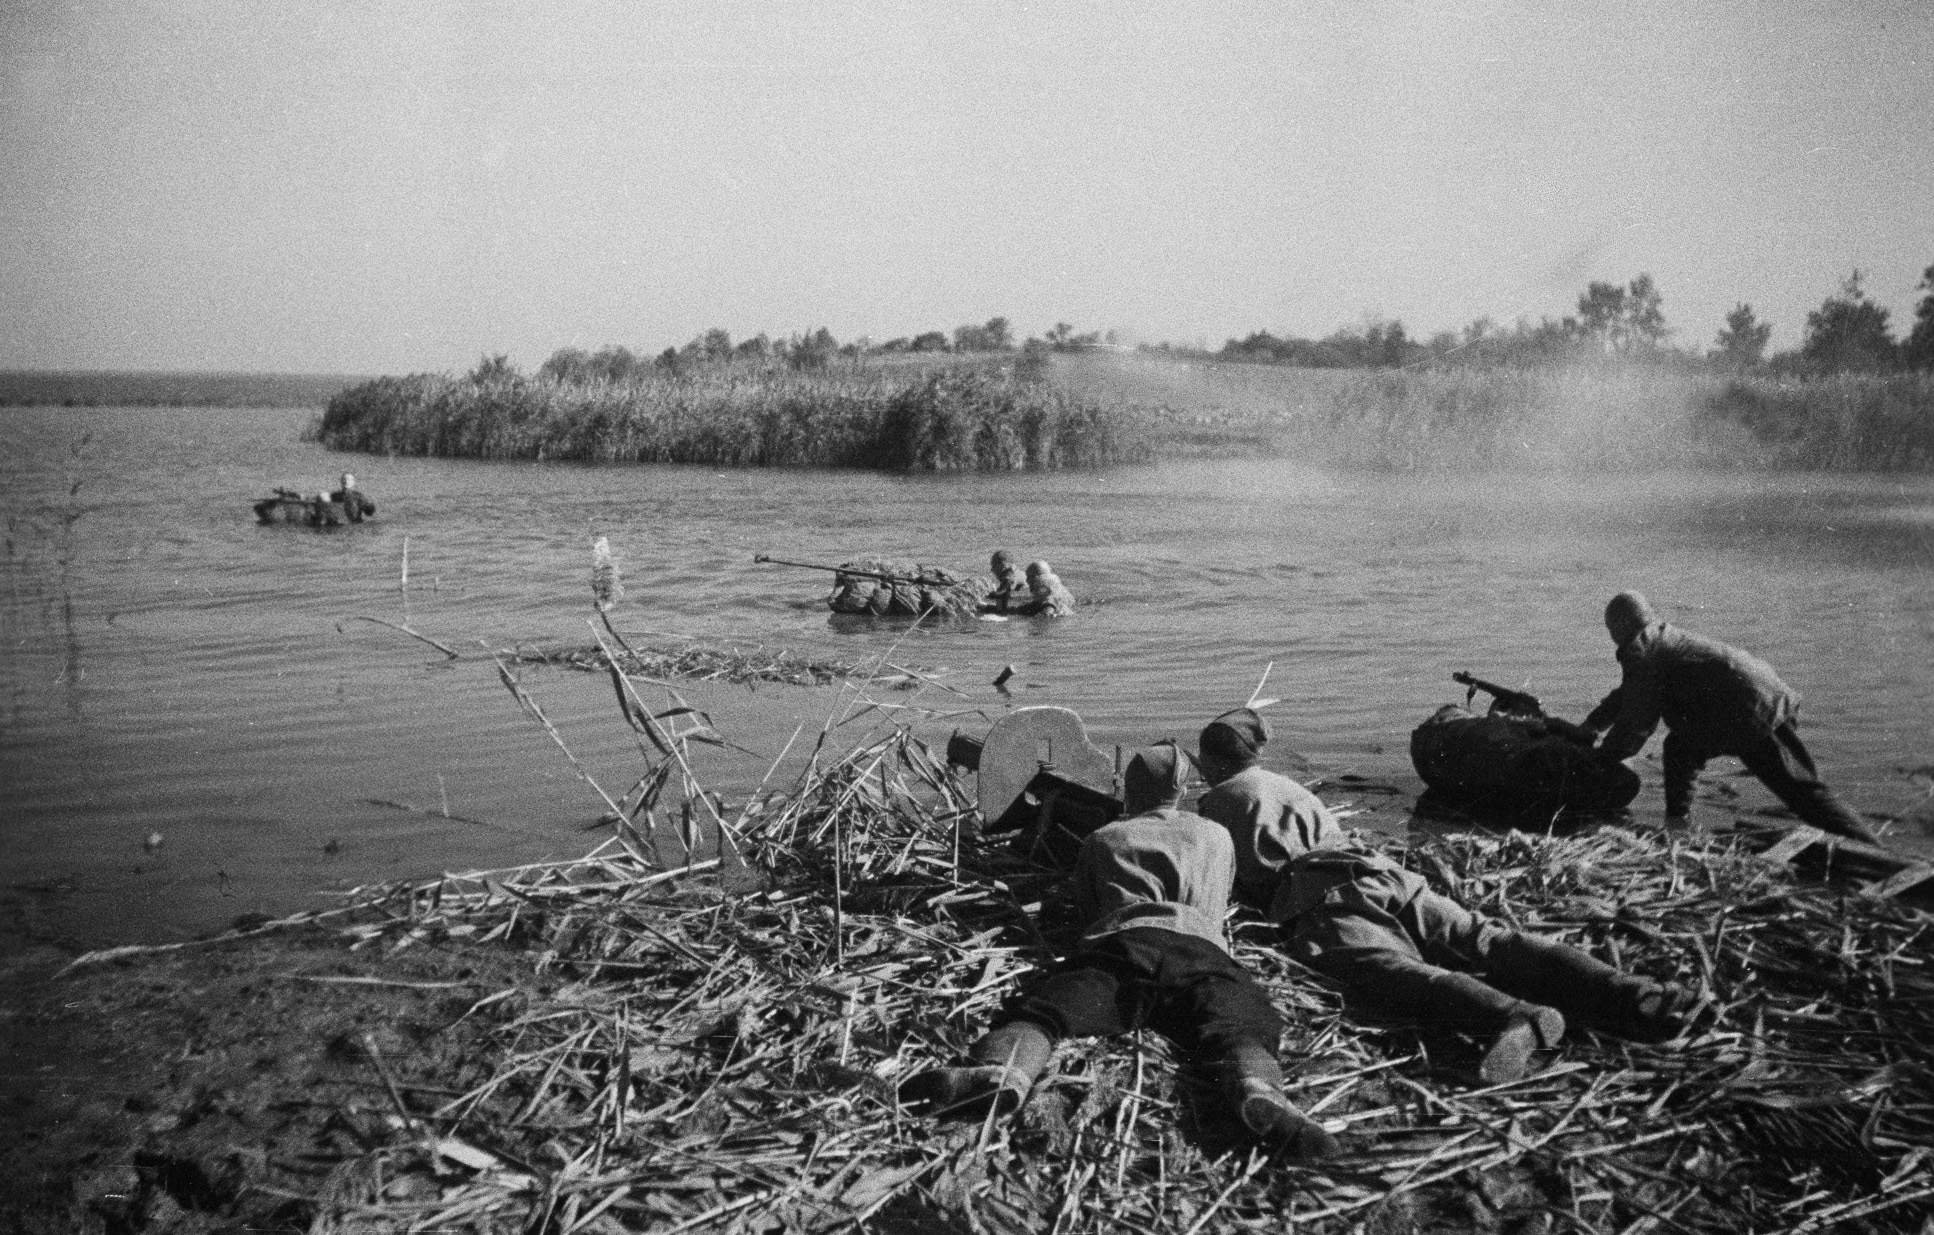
(1411, 671), (1640, 820)
(946, 707), (1124, 867)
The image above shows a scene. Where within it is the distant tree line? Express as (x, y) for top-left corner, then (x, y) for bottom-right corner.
(515, 316), (1139, 388)
(500, 261), (1934, 389)
(1205, 264), (1934, 376)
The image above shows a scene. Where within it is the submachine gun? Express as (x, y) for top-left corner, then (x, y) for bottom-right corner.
(1452, 671), (1545, 719)
(1451, 672), (1597, 747)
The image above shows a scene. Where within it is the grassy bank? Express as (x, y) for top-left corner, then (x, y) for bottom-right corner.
(313, 366), (1153, 471)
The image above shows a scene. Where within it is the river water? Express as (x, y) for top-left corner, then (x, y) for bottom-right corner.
(4, 405), (1933, 951)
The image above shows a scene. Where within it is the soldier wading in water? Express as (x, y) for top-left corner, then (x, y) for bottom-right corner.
(1582, 591), (1884, 845)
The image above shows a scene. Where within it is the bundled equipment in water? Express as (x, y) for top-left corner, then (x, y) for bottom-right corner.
(755, 553), (992, 619)
(1410, 671), (1640, 817)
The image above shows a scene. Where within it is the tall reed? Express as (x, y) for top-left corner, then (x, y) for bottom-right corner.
(1703, 372), (1934, 470)
(312, 366), (1152, 471)
(1049, 352), (1934, 472)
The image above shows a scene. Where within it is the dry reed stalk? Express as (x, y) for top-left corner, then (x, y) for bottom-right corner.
(339, 613), (461, 658)
(76, 635), (1934, 1230)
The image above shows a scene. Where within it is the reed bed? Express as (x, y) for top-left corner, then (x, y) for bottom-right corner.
(59, 541), (1927, 1230)
(1047, 352), (1934, 474)
(157, 660), (1923, 1233)
(1704, 373), (1934, 471)
(1055, 358), (1752, 474)
(311, 367), (1153, 472)
(311, 353), (1934, 476)
(503, 641), (873, 688)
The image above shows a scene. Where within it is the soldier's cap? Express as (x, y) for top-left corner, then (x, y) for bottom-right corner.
(1605, 591), (1658, 644)
(1025, 559), (1055, 580)
(1199, 707), (1270, 764)
(1123, 742), (1191, 811)
(991, 550), (1015, 569)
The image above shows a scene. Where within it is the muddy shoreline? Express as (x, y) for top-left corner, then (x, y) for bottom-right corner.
(6, 742), (1931, 1233)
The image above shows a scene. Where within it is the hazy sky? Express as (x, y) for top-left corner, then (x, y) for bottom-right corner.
(3, 1), (1930, 374)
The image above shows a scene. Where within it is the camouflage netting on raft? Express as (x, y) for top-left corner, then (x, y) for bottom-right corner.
(1411, 705), (1643, 816)
(826, 556), (990, 619)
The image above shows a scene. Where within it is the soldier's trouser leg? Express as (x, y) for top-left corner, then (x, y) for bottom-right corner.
(899, 1018), (1053, 1118)
(1736, 724), (1883, 845)
(1285, 909), (1450, 1021)
(1286, 866), (1564, 1080)
(1661, 732), (1707, 818)
(1474, 928), (1676, 1034)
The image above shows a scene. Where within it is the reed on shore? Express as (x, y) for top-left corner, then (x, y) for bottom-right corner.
(309, 351), (1934, 475)
(63, 610), (1931, 1231)
(1703, 372), (1934, 470)
(311, 365), (1154, 472)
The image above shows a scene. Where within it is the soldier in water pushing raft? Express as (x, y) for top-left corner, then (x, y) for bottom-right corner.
(821, 553), (1075, 618)
(1581, 591), (1883, 845)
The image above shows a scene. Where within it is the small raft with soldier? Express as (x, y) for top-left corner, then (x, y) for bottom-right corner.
(253, 472), (377, 528)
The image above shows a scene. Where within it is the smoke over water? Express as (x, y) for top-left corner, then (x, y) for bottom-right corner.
(1050, 351), (1760, 474)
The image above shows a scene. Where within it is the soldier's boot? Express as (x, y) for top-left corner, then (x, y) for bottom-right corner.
(897, 1020), (1051, 1120)
(1221, 1039), (1340, 1162)
(1422, 972), (1566, 1084)
(1599, 977), (1703, 1043)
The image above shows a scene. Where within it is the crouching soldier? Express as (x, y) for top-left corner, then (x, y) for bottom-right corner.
(1582, 591), (1882, 845)
(1194, 708), (1696, 1084)
(899, 744), (1339, 1161)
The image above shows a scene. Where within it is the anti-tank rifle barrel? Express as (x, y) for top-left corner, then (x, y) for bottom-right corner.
(753, 553), (949, 588)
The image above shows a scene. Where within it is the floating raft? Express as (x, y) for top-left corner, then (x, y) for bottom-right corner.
(252, 490), (369, 527)
(1410, 703), (1640, 817)
(826, 556), (990, 619)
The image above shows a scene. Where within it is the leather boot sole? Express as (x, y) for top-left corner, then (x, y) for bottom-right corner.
(1480, 1006), (1566, 1083)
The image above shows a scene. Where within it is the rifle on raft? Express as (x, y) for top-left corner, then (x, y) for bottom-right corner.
(753, 553), (958, 588)
(1452, 671), (1545, 718)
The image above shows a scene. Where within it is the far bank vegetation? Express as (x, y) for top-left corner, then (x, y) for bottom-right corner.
(310, 266), (1934, 473)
